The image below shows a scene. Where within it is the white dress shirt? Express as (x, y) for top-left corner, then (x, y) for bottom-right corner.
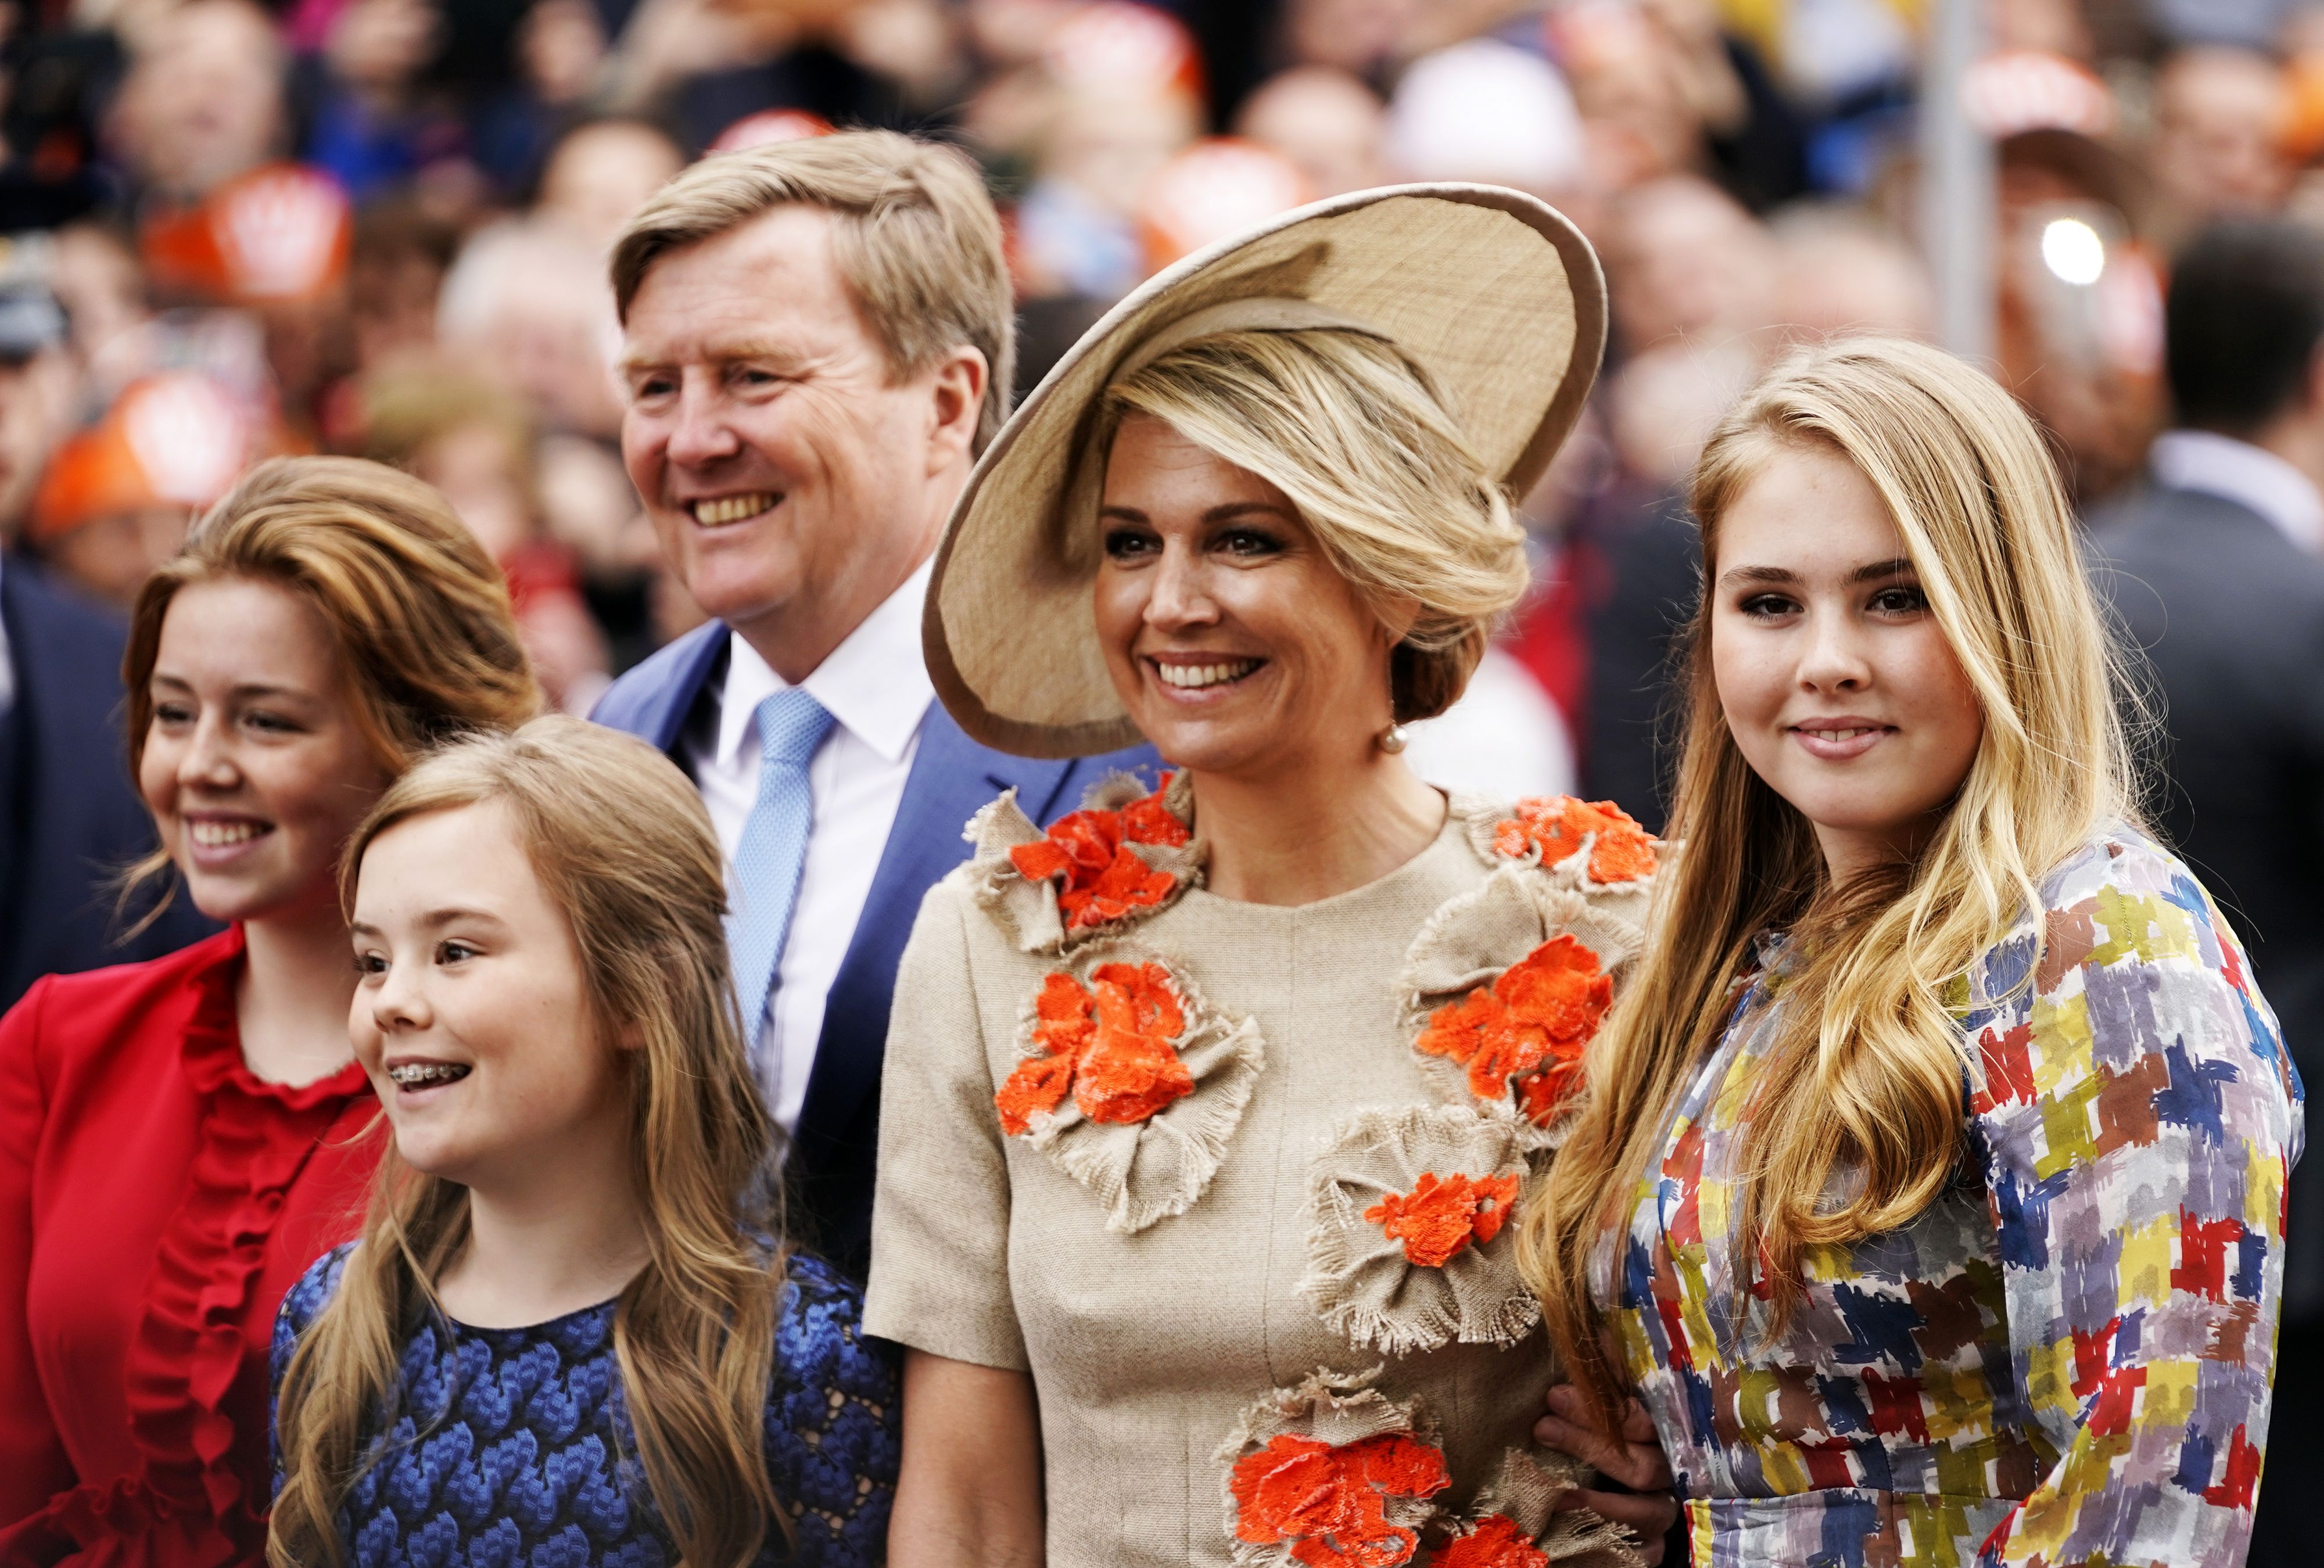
(683, 558), (935, 1133)
(2150, 429), (2324, 554)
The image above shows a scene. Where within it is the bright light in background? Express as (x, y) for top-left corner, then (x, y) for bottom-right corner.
(2042, 217), (2106, 286)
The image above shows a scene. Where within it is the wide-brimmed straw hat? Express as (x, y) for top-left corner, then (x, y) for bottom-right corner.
(926, 182), (1606, 759)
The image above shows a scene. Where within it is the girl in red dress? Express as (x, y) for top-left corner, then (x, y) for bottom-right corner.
(0, 457), (537, 1567)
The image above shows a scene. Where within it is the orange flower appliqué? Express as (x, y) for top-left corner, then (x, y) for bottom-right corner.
(1416, 935), (1611, 1124)
(1007, 777), (1191, 930)
(1434, 1515), (1549, 1568)
(1490, 796), (1656, 884)
(1363, 1171), (1521, 1268)
(996, 962), (1196, 1135)
(1229, 1431), (1451, 1568)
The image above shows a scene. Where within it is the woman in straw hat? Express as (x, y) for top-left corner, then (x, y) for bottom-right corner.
(865, 187), (1676, 1565)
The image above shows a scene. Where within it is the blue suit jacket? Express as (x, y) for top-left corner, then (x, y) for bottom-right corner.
(591, 620), (1156, 1276)
(0, 556), (216, 1011)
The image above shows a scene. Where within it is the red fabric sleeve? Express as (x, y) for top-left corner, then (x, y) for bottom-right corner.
(0, 978), (74, 1528)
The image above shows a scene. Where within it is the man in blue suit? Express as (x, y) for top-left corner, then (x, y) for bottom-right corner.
(593, 131), (1151, 1276)
(0, 285), (213, 1009)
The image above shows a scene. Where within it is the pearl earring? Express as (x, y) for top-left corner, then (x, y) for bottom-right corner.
(1377, 722), (1410, 754)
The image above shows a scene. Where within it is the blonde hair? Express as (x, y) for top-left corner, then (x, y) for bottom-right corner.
(270, 717), (788, 1568)
(1100, 327), (1530, 722)
(120, 456), (540, 922)
(611, 130), (1015, 452)
(1519, 336), (2140, 1429)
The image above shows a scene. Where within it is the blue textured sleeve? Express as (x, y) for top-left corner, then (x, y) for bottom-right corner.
(763, 1253), (902, 1567)
(269, 1242), (354, 1497)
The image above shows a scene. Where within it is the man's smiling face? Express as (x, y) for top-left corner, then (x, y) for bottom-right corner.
(618, 203), (946, 648)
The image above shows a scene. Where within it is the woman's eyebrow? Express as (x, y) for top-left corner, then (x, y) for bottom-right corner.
(1716, 564), (1801, 589)
(1845, 557), (1917, 584)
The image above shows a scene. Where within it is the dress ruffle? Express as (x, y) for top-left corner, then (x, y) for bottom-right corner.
(38, 927), (374, 1566)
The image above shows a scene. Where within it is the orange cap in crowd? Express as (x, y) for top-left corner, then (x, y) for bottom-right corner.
(711, 109), (834, 153)
(1044, 1), (1206, 102)
(1138, 138), (1310, 273)
(30, 373), (252, 541)
(140, 163), (352, 306)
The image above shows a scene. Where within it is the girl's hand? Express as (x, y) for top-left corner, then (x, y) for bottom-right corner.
(1533, 1384), (1680, 1566)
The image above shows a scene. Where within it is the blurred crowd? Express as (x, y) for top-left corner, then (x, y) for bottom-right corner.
(0, 0), (2318, 805)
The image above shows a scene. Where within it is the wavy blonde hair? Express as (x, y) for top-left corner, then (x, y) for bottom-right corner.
(1100, 326), (1530, 722)
(269, 717), (788, 1568)
(1519, 337), (2141, 1429)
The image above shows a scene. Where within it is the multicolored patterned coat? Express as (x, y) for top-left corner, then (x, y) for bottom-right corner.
(1605, 827), (2304, 1567)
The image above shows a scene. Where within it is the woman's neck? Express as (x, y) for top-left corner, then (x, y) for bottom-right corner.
(235, 902), (360, 1087)
(1192, 748), (1446, 906)
(436, 1143), (652, 1330)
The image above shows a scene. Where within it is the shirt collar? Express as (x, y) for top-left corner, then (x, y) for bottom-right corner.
(713, 555), (936, 769)
(2150, 429), (2324, 554)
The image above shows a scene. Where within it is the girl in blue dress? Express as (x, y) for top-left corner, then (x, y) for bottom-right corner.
(268, 716), (896, 1568)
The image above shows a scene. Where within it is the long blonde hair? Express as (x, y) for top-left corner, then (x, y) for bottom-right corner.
(269, 717), (788, 1568)
(1519, 337), (2140, 1429)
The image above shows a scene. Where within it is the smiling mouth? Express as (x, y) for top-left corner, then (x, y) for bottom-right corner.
(386, 1062), (472, 1088)
(1796, 727), (1886, 742)
(1153, 658), (1264, 690)
(690, 493), (779, 528)
(188, 820), (270, 846)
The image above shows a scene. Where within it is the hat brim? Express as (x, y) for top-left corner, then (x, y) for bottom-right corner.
(927, 182), (1607, 759)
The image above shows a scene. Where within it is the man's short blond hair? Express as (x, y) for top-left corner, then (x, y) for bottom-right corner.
(612, 130), (1016, 452)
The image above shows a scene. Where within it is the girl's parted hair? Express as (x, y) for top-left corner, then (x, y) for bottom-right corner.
(125, 455), (538, 778)
(1099, 326), (1532, 723)
(1518, 336), (2142, 1430)
(269, 717), (790, 1568)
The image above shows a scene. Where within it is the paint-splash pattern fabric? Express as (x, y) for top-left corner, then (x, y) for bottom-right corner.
(1605, 828), (2303, 1567)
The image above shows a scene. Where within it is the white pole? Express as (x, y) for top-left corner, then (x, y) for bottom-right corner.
(1920, 0), (1994, 363)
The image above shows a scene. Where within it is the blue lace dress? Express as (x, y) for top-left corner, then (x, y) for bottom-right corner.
(270, 1245), (898, 1567)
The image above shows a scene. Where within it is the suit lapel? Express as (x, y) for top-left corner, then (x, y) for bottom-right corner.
(643, 624), (731, 759)
(792, 707), (1074, 1161)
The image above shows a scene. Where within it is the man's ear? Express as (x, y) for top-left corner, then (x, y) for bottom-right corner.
(926, 345), (989, 477)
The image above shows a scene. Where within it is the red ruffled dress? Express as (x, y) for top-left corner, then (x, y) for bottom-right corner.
(0, 928), (378, 1567)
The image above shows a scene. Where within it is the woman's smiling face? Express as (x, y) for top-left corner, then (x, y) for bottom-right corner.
(1092, 414), (1398, 780)
(1709, 439), (1985, 880)
(138, 576), (394, 925)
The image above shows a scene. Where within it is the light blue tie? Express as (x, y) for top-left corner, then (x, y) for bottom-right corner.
(729, 688), (834, 1070)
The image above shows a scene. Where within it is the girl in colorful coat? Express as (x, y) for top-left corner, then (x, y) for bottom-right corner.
(868, 186), (1676, 1565)
(1523, 336), (2303, 1566)
(268, 718), (898, 1567)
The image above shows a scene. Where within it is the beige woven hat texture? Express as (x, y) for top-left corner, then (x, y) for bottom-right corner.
(927, 183), (1607, 759)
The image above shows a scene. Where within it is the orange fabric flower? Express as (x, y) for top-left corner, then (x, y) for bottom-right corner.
(1008, 776), (1190, 930)
(1434, 1515), (1549, 1568)
(995, 962), (1195, 1135)
(1490, 796), (1656, 884)
(1415, 935), (1610, 1125)
(1229, 1431), (1451, 1568)
(1364, 1171), (1522, 1268)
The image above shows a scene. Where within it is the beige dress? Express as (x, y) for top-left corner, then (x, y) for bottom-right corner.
(865, 775), (1658, 1568)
